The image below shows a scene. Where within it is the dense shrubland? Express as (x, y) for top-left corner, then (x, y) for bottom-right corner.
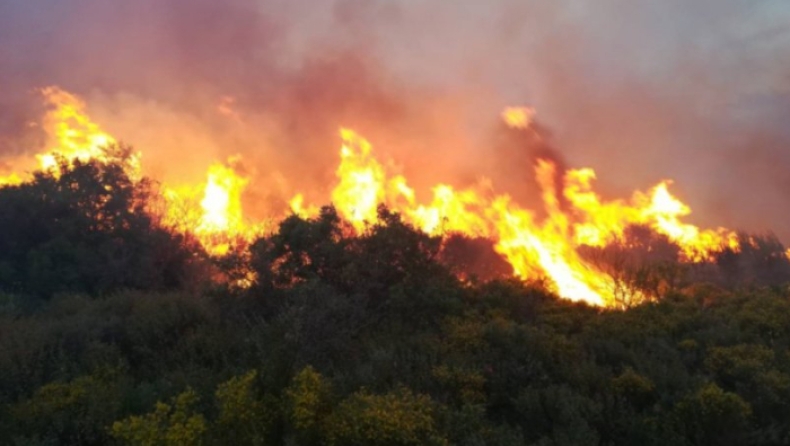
(1, 158), (790, 445)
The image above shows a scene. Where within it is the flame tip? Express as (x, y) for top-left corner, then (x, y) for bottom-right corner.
(0, 87), (761, 306)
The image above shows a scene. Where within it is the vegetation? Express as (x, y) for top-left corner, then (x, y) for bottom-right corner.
(1, 157), (790, 445)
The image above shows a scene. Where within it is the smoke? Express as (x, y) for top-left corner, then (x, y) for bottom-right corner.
(1, 0), (789, 239)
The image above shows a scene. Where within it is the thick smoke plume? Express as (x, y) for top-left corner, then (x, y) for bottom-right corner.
(1, 0), (789, 240)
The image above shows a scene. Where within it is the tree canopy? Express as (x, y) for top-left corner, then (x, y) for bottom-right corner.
(1, 154), (790, 445)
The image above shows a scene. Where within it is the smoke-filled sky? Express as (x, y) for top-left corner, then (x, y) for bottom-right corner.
(1, 0), (789, 240)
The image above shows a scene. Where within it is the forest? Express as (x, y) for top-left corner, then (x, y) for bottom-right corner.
(1, 154), (790, 446)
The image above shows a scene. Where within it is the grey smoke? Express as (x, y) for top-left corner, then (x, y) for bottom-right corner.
(0, 0), (788, 240)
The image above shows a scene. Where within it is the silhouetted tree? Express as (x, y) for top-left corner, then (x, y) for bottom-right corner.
(438, 234), (512, 282)
(579, 225), (687, 307)
(713, 232), (790, 288)
(0, 147), (198, 298)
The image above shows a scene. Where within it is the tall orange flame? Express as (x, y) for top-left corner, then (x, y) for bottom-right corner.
(0, 86), (141, 184)
(0, 87), (776, 305)
(315, 122), (745, 306)
(162, 158), (259, 256)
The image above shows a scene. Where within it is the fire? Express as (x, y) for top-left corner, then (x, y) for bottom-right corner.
(0, 86), (141, 184)
(502, 106), (536, 130)
(319, 124), (745, 306)
(36, 87), (120, 171)
(563, 168), (738, 261)
(162, 158), (259, 256)
(331, 128), (386, 230)
(324, 127), (611, 305)
(198, 161), (247, 234)
(289, 194), (320, 218)
(0, 87), (773, 305)
(0, 86), (256, 256)
(0, 172), (23, 187)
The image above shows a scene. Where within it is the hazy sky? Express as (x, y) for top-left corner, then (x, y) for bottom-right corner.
(1, 0), (789, 239)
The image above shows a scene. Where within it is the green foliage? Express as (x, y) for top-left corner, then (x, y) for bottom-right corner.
(213, 370), (272, 445)
(284, 366), (332, 439)
(705, 344), (774, 386)
(0, 194), (789, 445)
(432, 365), (486, 405)
(251, 205), (456, 313)
(0, 149), (199, 299)
(674, 383), (752, 446)
(10, 369), (123, 445)
(325, 387), (447, 446)
(612, 367), (656, 409)
(515, 385), (601, 446)
(111, 389), (207, 446)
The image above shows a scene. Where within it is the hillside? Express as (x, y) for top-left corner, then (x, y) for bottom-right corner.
(1, 158), (790, 445)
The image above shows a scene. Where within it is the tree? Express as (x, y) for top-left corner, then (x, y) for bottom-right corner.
(325, 387), (447, 446)
(673, 383), (752, 446)
(10, 370), (123, 446)
(284, 366), (333, 445)
(713, 233), (790, 288)
(579, 225), (687, 308)
(213, 370), (273, 446)
(111, 389), (207, 446)
(0, 147), (197, 298)
(249, 206), (352, 293)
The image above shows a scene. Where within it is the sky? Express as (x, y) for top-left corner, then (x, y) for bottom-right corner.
(1, 0), (789, 240)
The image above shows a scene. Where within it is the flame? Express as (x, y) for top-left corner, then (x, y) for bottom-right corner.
(37, 87), (115, 169)
(0, 88), (757, 305)
(289, 193), (320, 218)
(0, 86), (141, 184)
(320, 124), (742, 306)
(325, 127), (611, 304)
(0, 172), (23, 187)
(198, 160), (247, 233)
(0, 87), (256, 255)
(331, 129), (385, 230)
(564, 169), (738, 261)
(501, 106), (536, 130)
(162, 158), (260, 256)
(36, 86), (262, 256)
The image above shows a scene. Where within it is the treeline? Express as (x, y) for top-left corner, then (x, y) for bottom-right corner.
(1, 155), (790, 445)
(0, 149), (199, 299)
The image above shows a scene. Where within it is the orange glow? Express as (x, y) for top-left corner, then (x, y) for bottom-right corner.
(289, 193), (320, 218)
(198, 161), (247, 234)
(316, 126), (740, 306)
(563, 170), (738, 262)
(0, 87), (258, 256)
(0, 86), (141, 184)
(162, 158), (261, 256)
(331, 128), (386, 230)
(331, 128), (417, 232)
(37, 87), (141, 175)
(37, 87), (113, 169)
(0, 88), (756, 305)
(501, 106), (536, 130)
(324, 127), (614, 304)
(0, 172), (23, 187)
